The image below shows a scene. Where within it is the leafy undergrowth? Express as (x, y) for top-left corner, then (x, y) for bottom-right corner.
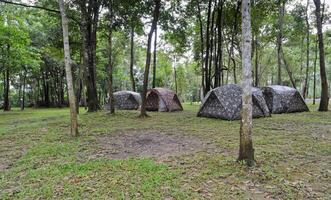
(0, 104), (330, 199)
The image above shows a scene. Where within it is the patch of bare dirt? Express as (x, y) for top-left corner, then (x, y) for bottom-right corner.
(90, 130), (218, 160)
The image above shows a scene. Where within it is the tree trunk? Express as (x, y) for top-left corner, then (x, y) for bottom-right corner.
(230, 0), (240, 84)
(197, 2), (205, 98)
(314, 0), (329, 111)
(302, 0), (310, 99)
(58, 0), (79, 136)
(208, 7), (215, 89)
(21, 68), (26, 110)
(313, 39), (318, 105)
(238, 0), (255, 166)
(3, 67), (10, 111)
(79, 0), (100, 112)
(140, 0), (161, 117)
(277, 0), (285, 85)
(107, 1), (115, 114)
(152, 24), (157, 88)
(215, 0), (223, 88)
(254, 37), (259, 87)
(130, 22), (136, 92)
(204, 0), (212, 95)
(281, 49), (297, 89)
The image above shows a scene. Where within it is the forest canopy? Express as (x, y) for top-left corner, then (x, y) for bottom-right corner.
(0, 0), (330, 110)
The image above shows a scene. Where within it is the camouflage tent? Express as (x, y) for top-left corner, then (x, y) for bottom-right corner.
(146, 88), (183, 112)
(105, 91), (141, 110)
(262, 85), (309, 114)
(197, 84), (270, 120)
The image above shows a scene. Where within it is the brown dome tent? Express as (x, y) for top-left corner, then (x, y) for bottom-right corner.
(262, 85), (309, 114)
(146, 88), (183, 112)
(197, 84), (270, 120)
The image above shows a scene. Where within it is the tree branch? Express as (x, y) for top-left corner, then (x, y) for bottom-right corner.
(0, 0), (60, 13)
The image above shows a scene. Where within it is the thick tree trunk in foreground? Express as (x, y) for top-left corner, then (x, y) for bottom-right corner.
(59, 0), (79, 136)
(277, 0), (284, 85)
(314, 0), (329, 111)
(107, 2), (115, 114)
(140, 0), (161, 117)
(130, 22), (136, 92)
(152, 25), (157, 88)
(238, 0), (255, 166)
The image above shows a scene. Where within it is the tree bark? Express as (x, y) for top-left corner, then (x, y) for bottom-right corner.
(107, 1), (115, 114)
(238, 0), (255, 166)
(204, 0), (212, 95)
(152, 24), (157, 88)
(281, 49), (297, 89)
(58, 0), (79, 136)
(230, 0), (240, 84)
(302, 0), (310, 99)
(197, 2), (205, 98)
(79, 0), (100, 112)
(130, 22), (136, 92)
(254, 37), (259, 87)
(140, 0), (161, 117)
(208, 7), (215, 89)
(21, 68), (26, 110)
(313, 39), (318, 105)
(3, 66), (10, 111)
(313, 0), (329, 111)
(277, 0), (285, 85)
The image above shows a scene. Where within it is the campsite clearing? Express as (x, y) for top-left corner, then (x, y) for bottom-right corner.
(0, 104), (330, 199)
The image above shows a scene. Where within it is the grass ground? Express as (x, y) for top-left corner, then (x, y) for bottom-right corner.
(0, 104), (330, 199)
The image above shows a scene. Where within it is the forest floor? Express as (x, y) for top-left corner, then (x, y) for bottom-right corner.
(0, 104), (330, 199)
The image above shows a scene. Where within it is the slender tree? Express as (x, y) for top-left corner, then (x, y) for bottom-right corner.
(313, 0), (329, 111)
(277, 0), (284, 85)
(58, 0), (79, 136)
(302, 0), (310, 99)
(313, 38), (318, 105)
(238, 0), (255, 166)
(204, 0), (212, 95)
(129, 21), (136, 92)
(140, 0), (161, 117)
(197, 1), (205, 98)
(107, 0), (115, 114)
(152, 25), (157, 88)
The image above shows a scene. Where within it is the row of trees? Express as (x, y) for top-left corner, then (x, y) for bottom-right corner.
(0, 0), (329, 165)
(1, 0), (330, 112)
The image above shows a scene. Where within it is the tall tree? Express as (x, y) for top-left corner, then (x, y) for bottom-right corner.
(140, 0), (161, 117)
(238, 0), (255, 166)
(107, 0), (115, 114)
(58, 0), (79, 136)
(204, 0), (212, 95)
(152, 24), (157, 88)
(313, 0), (329, 111)
(302, 0), (310, 99)
(277, 0), (284, 85)
(129, 21), (136, 91)
(78, 0), (101, 112)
